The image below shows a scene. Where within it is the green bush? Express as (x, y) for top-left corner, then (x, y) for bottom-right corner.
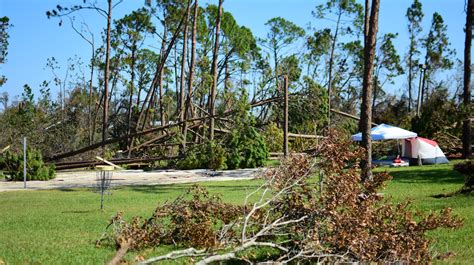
(176, 146), (201, 170)
(207, 141), (227, 170)
(0, 149), (55, 181)
(226, 126), (268, 169)
(262, 122), (285, 153)
(177, 141), (227, 170)
(176, 131), (268, 170)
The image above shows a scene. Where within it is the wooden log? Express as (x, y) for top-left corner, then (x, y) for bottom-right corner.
(330, 108), (378, 126)
(53, 155), (180, 170)
(269, 152), (306, 157)
(288, 133), (324, 139)
(128, 131), (172, 153)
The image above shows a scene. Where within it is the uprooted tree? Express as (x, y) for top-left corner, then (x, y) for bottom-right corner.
(97, 130), (462, 264)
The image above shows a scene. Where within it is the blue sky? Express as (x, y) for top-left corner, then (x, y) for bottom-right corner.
(0, 0), (468, 101)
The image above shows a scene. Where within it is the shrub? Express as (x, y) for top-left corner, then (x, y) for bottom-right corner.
(226, 88), (268, 169)
(97, 185), (242, 250)
(176, 141), (227, 170)
(226, 126), (268, 169)
(262, 122), (285, 153)
(176, 145), (202, 170)
(207, 141), (227, 170)
(0, 149), (55, 181)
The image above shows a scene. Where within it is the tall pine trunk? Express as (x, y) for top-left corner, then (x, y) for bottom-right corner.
(463, 0), (473, 158)
(360, 0), (380, 181)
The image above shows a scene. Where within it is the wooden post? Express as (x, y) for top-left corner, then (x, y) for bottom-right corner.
(23, 137), (27, 189)
(283, 75), (289, 157)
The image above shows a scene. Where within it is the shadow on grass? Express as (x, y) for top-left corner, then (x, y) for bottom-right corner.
(61, 210), (96, 214)
(58, 188), (82, 192)
(387, 167), (464, 185)
(125, 183), (261, 195)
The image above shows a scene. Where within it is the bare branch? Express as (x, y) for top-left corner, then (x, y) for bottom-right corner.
(139, 248), (206, 264)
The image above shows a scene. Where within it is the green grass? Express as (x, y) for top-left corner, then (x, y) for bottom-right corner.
(374, 164), (474, 263)
(0, 164), (472, 264)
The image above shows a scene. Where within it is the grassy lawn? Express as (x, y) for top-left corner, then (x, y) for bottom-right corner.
(0, 164), (472, 264)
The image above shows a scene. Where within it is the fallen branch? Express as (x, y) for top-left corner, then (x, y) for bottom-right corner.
(330, 108), (377, 126)
(0, 145), (10, 154)
(195, 241), (289, 265)
(107, 241), (131, 265)
(288, 133), (324, 139)
(139, 248), (207, 264)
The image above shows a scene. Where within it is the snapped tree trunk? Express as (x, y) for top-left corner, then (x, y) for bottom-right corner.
(360, 0), (380, 182)
(126, 46), (136, 158)
(407, 48), (414, 112)
(182, 0), (199, 153)
(135, 11), (186, 132)
(89, 48), (95, 145)
(327, 9), (342, 128)
(159, 25), (168, 127)
(102, 0), (112, 145)
(179, 2), (191, 123)
(208, 0), (223, 140)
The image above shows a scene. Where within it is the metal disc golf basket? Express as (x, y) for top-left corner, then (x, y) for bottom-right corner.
(95, 165), (114, 210)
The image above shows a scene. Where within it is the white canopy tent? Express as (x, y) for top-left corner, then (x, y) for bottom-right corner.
(352, 124), (417, 141)
(351, 124), (448, 165)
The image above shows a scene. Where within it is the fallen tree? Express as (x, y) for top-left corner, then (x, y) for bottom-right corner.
(45, 96), (286, 162)
(46, 94), (336, 162)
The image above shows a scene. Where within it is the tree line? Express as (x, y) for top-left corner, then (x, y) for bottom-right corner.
(0, 0), (471, 170)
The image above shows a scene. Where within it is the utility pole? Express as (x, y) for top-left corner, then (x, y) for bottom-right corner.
(416, 64), (426, 117)
(283, 75), (289, 157)
(23, 137), (27, 189)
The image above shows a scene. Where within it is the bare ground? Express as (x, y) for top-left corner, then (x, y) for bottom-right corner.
(0, 168), (262, 192)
